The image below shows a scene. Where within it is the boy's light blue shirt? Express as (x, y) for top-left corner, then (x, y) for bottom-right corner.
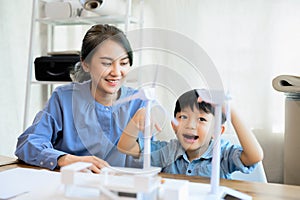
(15, 80), (144, 170)
(138, 138), (257, 179)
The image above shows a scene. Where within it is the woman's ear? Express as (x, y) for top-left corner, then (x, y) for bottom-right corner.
(81, 61), (90, 72)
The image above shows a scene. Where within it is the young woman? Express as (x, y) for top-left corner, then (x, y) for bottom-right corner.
(15, 24), (145, 173)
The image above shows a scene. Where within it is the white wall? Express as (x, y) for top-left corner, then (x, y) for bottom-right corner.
(0, 1), (32, 157)
(0, 1), (90, 158)
(141, 0), (300, 130)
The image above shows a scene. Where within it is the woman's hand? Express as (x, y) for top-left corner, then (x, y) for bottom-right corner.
(57, 154), (110, 174)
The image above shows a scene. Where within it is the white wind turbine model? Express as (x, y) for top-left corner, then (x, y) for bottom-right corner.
(191, 90), (251, 200)
(114, 65), (178, 170)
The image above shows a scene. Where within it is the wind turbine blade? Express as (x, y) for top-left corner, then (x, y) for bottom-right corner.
(154, 101), (178, 126)
(152, 65), (159, 88)
(113, 92), (142, 105)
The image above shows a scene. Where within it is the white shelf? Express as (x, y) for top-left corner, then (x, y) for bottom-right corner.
(36, 15), (139, 26)
(30, 80), (71, 85)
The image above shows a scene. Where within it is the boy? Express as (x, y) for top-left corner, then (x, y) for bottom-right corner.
(117, 89), (263, 179)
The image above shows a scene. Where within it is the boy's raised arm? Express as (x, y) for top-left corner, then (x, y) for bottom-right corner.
(117, 108), (146, 157)
(230, 107), (264, 166)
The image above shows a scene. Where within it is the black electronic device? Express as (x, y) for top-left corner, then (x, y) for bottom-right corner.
(34, 55), (80, 81)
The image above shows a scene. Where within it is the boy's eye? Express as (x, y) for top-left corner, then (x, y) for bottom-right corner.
(199, 117), (207, 122)
(178, 115), (187, 119)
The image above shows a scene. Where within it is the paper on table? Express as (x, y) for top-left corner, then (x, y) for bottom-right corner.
(0, 168), (61, 199)
(0, 168), (100, 200)
(0, 159), (18, 167)
(272, 75), (300, 93)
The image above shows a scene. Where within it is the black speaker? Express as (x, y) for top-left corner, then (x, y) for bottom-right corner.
(34, 55), (80, 81)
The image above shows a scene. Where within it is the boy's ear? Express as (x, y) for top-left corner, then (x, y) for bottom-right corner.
(171, 121), (178, 134)
(211, 125), (225, 140)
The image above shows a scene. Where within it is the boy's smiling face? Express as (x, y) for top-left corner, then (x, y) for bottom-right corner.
(172, 104), (217, 160)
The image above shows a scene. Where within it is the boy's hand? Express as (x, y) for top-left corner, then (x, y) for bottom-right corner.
(131, 108), (146, 131)
(127, 107), (162, 136)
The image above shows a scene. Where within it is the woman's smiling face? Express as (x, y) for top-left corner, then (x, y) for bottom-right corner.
(83, 39), (131, 98)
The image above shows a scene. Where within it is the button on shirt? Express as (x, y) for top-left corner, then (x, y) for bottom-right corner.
(138, 138), (257, 179)
(15, 80), (145, 170)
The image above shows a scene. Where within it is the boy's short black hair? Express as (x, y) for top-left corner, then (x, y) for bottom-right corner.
(174, 89), (226, 124)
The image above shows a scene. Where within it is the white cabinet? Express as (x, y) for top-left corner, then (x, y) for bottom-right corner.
(23, 0), (142, 129)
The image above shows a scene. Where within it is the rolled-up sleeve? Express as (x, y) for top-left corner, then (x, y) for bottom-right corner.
(15, 91), (66, 170)
(221, 141), (257, 175)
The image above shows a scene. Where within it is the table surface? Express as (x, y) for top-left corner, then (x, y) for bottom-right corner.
(1, 155), (299, 200)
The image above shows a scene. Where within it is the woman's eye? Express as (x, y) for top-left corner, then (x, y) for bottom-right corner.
(120, 61), (129, 66)
(102, 62), (111, 67)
